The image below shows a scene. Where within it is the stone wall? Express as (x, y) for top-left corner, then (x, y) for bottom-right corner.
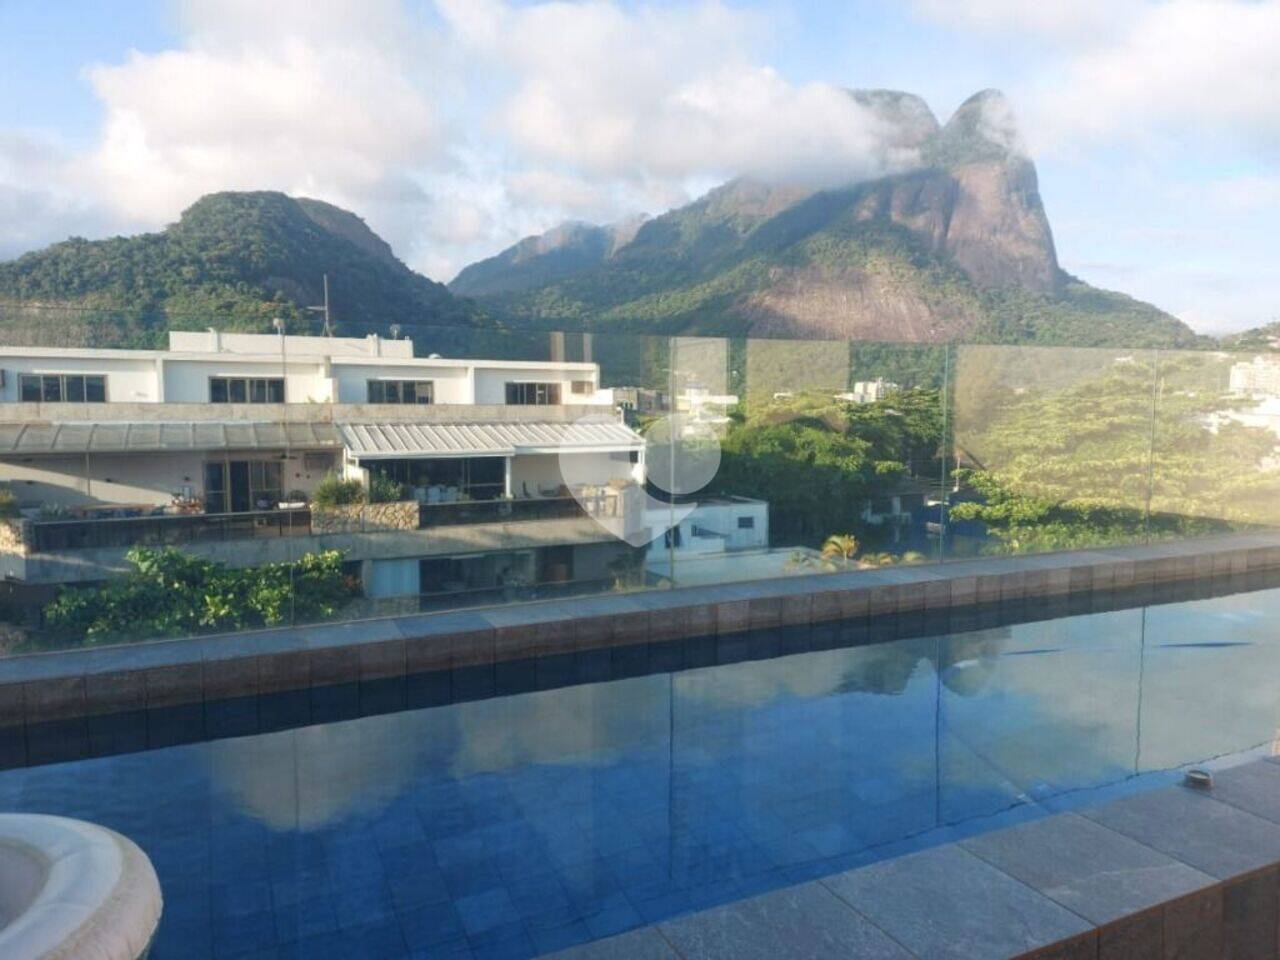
(310, 500), (419, 534)
(0, 519), (29, 556)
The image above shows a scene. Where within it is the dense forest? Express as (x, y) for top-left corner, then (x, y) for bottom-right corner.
(0, 192), (477, 347)
(950, 350), (1280, 552)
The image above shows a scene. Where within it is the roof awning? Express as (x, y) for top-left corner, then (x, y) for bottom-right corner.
(0, 421), (341, 455)
(337, 420), (645, 460)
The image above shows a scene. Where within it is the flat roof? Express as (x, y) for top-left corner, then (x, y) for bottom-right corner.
(0, 345), (598, 371)
(338, 420), (644, 459)
(0, 421), (340, 455)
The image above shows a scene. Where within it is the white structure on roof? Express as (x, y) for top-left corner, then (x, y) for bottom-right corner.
(0, 332), (647, 603)
(645, 496), (768, 566)
(835, 378), (899, 404)
(1229, 356), (1280, 398)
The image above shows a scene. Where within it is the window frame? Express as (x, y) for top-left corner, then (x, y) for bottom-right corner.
(18, 373), (108, 404)
(367, 379), (435, 405)
(505, 381), (562, 405)
(208, 376), (286, 404)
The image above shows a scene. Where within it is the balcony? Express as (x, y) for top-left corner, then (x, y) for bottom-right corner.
(416, 495), (590, 528)
(26, 508), (313, 552)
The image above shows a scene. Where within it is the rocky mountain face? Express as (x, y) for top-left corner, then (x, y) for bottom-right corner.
(451, 89), (1195, 347)
(0, 191), (476, 346)
(451, 217), (646, 297)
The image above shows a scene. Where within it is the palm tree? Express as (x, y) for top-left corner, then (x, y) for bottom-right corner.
(821, 534), (860, 567)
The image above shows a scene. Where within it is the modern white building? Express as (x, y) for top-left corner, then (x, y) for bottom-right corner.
(0, 331), (649, 607)
(645, 497), (768, 558)
(1229, 356), (1280, 398)
(834, 379), (899, 404)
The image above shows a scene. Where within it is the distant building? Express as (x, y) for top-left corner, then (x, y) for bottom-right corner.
(677, 385), (738, 424)
(861, 478), (934, 527)
(645, 496), (768, 559)
(835, 378), (899, 404)
(1229, 356), (1280, 397)
(0, 331), (648, 607)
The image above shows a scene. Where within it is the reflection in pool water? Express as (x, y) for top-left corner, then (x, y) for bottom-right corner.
(2, 585), (1279, 959)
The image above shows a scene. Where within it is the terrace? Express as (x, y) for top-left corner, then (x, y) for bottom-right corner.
(4, 328), (1280, 960)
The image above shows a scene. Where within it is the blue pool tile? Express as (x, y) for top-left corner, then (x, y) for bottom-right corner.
(466, 920), (537, 960)
(211, 908), (277, 957)
(583, 900), (643, 940)
(399, 900), (466, 949)
(531, 918), (593, 954)
(273, 896), (339, 942)
(455, 887), (521, 936)
(341, 920), (410, 960)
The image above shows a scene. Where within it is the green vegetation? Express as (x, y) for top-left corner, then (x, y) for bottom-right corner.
(368, 471), (410, 503)
(43, 547), (355, 644)
(0, 191), (476, 347)
(1225, 320), (1280, 352)
(950, 352), (1280, 552)
(464, 177), (1202, 350)
(0, 488), (16, 519)
(707, 387), (943, 546)
(311, 474), (367, 509)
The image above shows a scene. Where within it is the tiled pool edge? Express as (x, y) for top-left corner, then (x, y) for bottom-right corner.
(3, 531), (1280, 729)
(548, 757), (1280, 960)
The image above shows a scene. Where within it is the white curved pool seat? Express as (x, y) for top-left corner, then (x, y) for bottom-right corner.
(0, 814), (161, 960)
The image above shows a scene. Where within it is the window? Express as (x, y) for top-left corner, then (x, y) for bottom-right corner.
(367, 380), (434, 404)
(737, 516), (755, 529)
(209, 377), (285, 404)
(203, 459), (283, 513)
(570, 380), (594, 395)
(18, 374), (107, 403)
(505, 381), (561, 405)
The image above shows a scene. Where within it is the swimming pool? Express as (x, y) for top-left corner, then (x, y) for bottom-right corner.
(3, 578), (1279, 960)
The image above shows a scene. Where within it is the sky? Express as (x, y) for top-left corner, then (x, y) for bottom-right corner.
(0, 0), (1277, 335)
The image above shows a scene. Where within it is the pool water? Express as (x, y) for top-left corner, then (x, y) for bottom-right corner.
(3, 583), (1280, 959)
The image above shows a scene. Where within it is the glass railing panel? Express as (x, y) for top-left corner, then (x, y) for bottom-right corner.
(1146, 348), (1280, 543)
(949, 344), (1161, 557)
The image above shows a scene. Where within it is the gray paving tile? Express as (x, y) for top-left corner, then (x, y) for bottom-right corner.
(544, 927), (678, 960)
(961, 812), (1214, 925)
(1079, 785), (1280, 880)
(823, 843), (1093, 960)
(657, 881), (913, 960)
(1198, 758), (1280, 826)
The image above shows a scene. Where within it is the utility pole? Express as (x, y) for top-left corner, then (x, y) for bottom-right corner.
(307, 274), (332, 336)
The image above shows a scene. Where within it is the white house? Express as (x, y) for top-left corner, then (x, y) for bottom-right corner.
(0, 331), (649, 606)
(1229, 356), (1280, 398)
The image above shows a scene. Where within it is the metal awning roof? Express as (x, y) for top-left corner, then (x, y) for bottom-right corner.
(337, 420), (645, 460)
(0, 421), (341, 455)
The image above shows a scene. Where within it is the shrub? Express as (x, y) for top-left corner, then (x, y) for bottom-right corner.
(368, 471), (409, 503)
(0, 488), (16, 518)
(43, 546), (355, 644)
(311, 473), (366, 509)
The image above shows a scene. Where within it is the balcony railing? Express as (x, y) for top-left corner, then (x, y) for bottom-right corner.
(417, 496), (590, 528)
(28, 509), (313, 552)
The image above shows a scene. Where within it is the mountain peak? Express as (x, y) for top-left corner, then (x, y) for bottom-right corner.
(931, 88), (1027, 166)
(846, 89), (940, 150)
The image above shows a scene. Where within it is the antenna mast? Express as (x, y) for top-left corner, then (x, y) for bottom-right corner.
(307, 274), (332, 336)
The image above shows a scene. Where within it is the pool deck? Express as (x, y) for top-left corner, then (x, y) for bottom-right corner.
(547, 756), (1280, 960)
(3, 531), (1280, 731)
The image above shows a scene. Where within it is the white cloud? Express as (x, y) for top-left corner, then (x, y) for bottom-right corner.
(909, 0), (1144, 46)
(1, 0), (1275, 329)
(80, 0), (441, 259)
(0, 0), (926, 282)
(1035, 0), (1280, 156)
(437, 0), (918, 186)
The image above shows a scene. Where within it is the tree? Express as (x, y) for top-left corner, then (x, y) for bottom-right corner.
(43, 547), (355, 645)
